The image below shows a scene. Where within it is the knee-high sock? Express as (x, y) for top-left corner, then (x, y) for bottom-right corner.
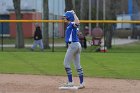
(65, 68), (72, 82)
(77, 68), (84, 84)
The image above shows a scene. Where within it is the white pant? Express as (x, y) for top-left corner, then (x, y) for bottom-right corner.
(31, 39), (44, 49)
(64, 42), (82, 69)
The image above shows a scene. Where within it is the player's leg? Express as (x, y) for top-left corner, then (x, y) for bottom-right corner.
(38, 39), (44, 50)
(73, 53), (84, 84)
(64, 45), (75, 84)
(74, 55), (85, 89)
(31, 40), (38, 50)
(73, 43), (85, 88)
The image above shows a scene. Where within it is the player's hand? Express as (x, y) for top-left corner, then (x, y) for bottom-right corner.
(66, 10), (75, 14)
(35, 36), (38, 39)
(71, 10), (75, 14)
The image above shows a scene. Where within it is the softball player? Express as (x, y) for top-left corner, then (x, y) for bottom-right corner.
(63, 10), (85, 89)
(31, 25), (44, 51)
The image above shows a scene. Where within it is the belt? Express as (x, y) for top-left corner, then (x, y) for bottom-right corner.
(68, 41), (77, 44)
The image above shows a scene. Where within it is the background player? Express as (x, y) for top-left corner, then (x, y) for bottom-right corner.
(31, 24), (44, 51)
(63, 10), (85, 89)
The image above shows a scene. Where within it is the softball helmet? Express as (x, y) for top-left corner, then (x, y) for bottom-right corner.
(63, 11), (74, 21)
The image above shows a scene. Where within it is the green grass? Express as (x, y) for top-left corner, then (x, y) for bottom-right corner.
(1, 37), (65, 44)
(1, 40), (140, 53)
(110, 41), (140, 53)
(0, 52), (140, 80)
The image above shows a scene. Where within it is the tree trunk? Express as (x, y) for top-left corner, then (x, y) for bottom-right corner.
(104, 0), (116, 49)
(65, 0), (73, 11)
(74, 0), (81, 17)
(105, 24), (113, 49)
(43, 0), (49, 49)
(13, 0), (24, 48)
(80, 0), (88, 35)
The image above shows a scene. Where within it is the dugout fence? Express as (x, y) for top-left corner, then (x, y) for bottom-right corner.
(0, 20), (140, 53)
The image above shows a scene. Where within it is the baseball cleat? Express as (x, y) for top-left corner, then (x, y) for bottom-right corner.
(63, 82), (74, 87)
(78, 82), (85, 89)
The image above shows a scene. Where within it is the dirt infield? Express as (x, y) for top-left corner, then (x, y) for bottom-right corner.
(0, 74), (139, 93)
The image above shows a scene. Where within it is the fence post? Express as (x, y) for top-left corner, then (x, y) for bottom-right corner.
(52, 22), (54, 52)
(1, 22), (3, 51)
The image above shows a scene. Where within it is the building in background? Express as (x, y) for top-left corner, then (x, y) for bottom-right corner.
(0, 0), (65, 38)
(115, 0), (140, 38)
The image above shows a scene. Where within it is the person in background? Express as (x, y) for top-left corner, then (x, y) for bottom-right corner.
(78, 31), (84, 48)
(78, 31), (87, 49)
(84, 26), (89, 36)
(31, 24), (44, 51)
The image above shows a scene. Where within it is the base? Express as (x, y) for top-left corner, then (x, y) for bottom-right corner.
(59, 86), (79, 90)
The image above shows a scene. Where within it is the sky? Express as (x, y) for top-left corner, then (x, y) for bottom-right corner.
(0, 0), (65, 15)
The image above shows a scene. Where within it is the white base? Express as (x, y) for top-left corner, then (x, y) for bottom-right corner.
(59, 86), (79, 90)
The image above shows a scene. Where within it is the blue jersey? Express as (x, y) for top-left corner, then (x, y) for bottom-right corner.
(65, 22), (79, 43)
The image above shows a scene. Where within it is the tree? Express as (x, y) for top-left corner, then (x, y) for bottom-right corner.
(65, 0), (73, 11)
(13, 0), (24, 48)
(105, 0), (122, 48)
(43, 0), (49, 49)
(74, 0), (81, 17)
(80, 0), (89, 34)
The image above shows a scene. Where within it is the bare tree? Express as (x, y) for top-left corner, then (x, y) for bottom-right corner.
(13, 0), (24, 48)
(74, 0), (81, 17)
(65, 0), (73, 11)
(80, 0), (89, 34)
(43, 0), (49, 49)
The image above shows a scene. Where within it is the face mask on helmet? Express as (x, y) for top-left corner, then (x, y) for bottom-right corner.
(63, 11), (74, 21)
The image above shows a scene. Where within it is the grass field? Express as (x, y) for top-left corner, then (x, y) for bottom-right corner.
(1, 40), (140, 53)
(0, 52), (140, 80)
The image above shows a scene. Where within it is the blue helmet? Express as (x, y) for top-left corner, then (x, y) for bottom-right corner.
(63, 11), (74, 21)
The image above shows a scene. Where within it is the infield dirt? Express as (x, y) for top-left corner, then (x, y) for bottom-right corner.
(0, 74), (139, 93)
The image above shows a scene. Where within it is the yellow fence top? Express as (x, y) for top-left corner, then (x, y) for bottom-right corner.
(0, 20), (140, 23)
